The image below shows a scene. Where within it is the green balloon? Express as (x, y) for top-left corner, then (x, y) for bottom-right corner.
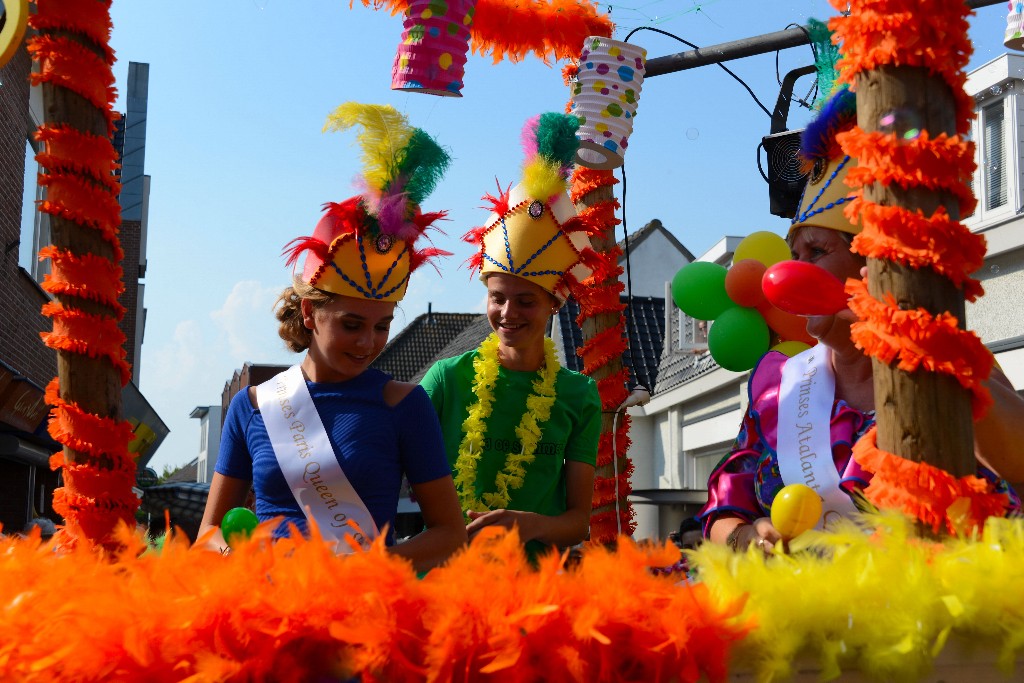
(707, 307), (770, 372)
(221, 507), (259, 546)
(670, 262), (732, 321)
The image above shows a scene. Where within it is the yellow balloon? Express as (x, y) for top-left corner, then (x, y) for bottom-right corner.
(771, 340), (811, 357)
(770, 484), (823, 540)
(734, 231), (791, 268)
(0, 0), (29, 69)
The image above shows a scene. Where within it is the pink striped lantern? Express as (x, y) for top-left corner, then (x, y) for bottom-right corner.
(391, 0), (476, 97)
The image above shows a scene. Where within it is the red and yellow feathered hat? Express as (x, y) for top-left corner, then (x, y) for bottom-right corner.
(284, 103), (451, 302)
(463, 113), (598, 304)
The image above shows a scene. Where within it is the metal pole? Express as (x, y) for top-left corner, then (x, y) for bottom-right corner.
(646, 0), (1004, 77)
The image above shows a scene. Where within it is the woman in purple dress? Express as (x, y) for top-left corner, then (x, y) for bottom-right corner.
(701, 89), (1024, 552)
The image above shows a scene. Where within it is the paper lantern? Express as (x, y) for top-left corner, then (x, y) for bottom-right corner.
(572, 36), (646, 170)
(1007, 2), (1024, 51)
(391, 0), (476, 97)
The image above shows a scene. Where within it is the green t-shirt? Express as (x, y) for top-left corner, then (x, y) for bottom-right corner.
(421, 348), (601, 522)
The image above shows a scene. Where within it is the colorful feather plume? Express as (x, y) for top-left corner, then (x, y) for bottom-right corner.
(521, 111), (580, 200)
(323, 102), (451, 239)
(800, 86), (856, 167)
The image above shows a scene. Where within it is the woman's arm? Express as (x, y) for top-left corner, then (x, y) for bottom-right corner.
(198, 472), (252, 553)
(389, 475), (467, 572)
(973, 365), (1024, 482)
(465, 460), (596, 547)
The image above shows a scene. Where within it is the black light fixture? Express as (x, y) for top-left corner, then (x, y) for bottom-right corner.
(761, 65), (815, 219)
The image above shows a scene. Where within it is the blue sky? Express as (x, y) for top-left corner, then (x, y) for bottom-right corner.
(99, 1), (1011, 473)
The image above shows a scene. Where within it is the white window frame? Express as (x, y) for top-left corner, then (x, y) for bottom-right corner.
(966, 88), (1019, 229)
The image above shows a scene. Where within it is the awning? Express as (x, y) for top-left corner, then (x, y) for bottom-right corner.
(0, 432), (56, 468)
(140, 482), (210, 522)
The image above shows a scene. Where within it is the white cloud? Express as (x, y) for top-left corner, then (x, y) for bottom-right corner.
(141, 282), (296, 474)
(210, 280), (287, 361)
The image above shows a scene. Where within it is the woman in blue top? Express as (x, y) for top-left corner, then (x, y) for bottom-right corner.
(199, 103), (466, 573)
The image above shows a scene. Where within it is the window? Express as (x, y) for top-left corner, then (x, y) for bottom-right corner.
(982, 100), (1007, 211)
(20, 139), (51, 282)
(967, 93), (1016, 226)
(677, 314), (708, 353)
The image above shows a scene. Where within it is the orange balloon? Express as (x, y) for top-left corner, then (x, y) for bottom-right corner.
(758, 301), (815, 345)
(725, 258), (767, 308)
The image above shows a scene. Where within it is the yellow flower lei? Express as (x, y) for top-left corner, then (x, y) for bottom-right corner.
(453, 333), (560, 512)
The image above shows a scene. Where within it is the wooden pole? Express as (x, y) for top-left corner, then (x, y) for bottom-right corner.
(574, 177), (634, 541)
(856, 66), (975, 481)
(32, 4), (136, 550)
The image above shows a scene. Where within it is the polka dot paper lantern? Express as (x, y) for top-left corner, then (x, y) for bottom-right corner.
(572, 36), (647, 170)
(1007, 1), (1024, 51)
(391, 0), (476, 97)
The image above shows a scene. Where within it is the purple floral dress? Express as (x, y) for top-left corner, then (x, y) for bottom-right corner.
(700, 351), (1020, 535)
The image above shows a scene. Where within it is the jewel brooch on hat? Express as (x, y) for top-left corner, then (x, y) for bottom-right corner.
(463, 112), (600, 304)
(284, 103), (452, 302)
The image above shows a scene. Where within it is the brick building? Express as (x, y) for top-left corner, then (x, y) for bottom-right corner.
(0, 41), (164, 535)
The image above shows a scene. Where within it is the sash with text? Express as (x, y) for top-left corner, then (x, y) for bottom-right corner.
(256, 365), (379, 552)
(777, 345), (857, 528)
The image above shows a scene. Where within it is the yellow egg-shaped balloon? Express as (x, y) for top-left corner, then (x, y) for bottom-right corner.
(771, 340), (811, 358)
(771, 484), (823, 540)
(733, 230), (791, 268)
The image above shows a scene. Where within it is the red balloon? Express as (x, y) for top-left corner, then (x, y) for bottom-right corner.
(758, 301), (815, 345)
(725, 258), (767, 308)
(762, 261), (848, 317)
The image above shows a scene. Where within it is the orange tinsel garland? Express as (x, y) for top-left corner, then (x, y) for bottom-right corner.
(852, 427), (1008, 535)
(30, 0), (116, 62)
(575, 279), (626, 317)
(581, 325), (629, 375)
(590, 509), (637, 543)
(52, 451), (136, 489)
(828, 0), (974, 132)
(40, 301), (132, 385)
(596, 368), (631, 409)
(35, 124), (121, 189)
(593, 469), (634, 508)
(37, 172), (123, 248)
(39, 246), (126, 311)
(846, 279), (993, 418)
(845, 199), (985, 299)
(596, 415), (631, 468)
(26, 34), (119, 134)
(44, 379), (135, 461)
(837, 129), (977, 215)
(571, 167), (618, 201)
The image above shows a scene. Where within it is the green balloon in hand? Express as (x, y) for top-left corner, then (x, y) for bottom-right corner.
(221, 507), (259, 547)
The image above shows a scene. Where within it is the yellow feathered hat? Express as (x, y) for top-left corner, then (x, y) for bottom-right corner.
(790, 87), (860, 237)
(463, 113), (598, 304)
(284, 103), (451, 302)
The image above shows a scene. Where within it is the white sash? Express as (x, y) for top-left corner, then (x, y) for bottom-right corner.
(256, 365), (379, 552)
(776, 345), (858, 529)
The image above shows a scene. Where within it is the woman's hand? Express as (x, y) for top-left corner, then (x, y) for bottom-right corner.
(712, 516), (781, 555)
(744, 517), (782, 554)
(465, 508), (539, 542)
